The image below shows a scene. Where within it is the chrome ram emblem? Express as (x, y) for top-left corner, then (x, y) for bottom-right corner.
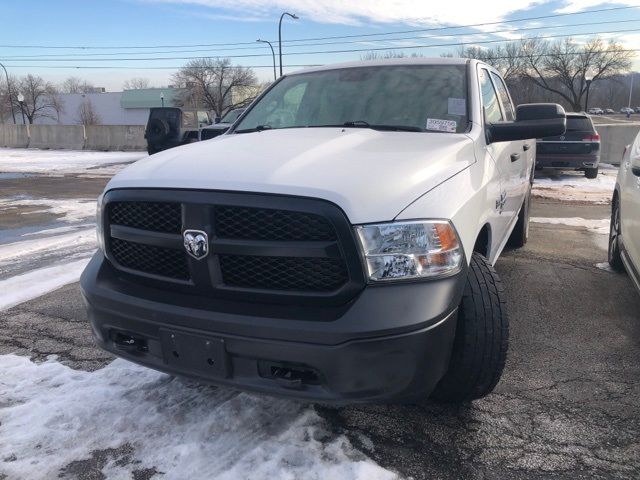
(183, 230), (209, 260)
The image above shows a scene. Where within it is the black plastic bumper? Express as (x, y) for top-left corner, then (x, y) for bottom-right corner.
(536, 153), (600, 169)
(80, 252), (466, 404)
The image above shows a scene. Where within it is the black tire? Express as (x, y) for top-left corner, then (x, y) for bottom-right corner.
(146, 118), (170, 142)
(608, 198), (625, 272)
(585, 167), (599, 179)
(507, 187), (531, 248)
(430, 253), (509, 403)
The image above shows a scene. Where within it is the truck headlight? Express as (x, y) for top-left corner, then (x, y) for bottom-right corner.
(355, 220), (463, 281)
(96, 193), (105, 253)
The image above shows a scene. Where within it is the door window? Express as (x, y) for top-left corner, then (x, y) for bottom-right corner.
(490, 73), (515, 121)
(479, 69), (503, 123)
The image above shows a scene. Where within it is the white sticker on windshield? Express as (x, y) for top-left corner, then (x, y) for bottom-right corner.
(448, 98), (466, 116)
(426, 118), (457, 133)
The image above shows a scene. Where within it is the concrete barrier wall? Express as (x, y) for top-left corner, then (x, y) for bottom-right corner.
(29, 125), (86, 150)
(597, 124), (640, 166)
(84, 125), (146, 151)
(0, 125), (30, 148)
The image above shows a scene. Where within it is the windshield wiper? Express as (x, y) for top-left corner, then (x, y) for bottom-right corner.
(341, 121), (423, 132)
(235, 124), (272, 133)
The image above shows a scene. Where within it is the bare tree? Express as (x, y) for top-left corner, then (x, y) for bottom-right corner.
(360, 51), (424, 61)
(122, 77), (151, 90)
(61, 76), (95, 94)
(459, 43), (523, 82)
(172, 58), (257, 117)
(77, 98), (101, 125)
(13, 74), (61, 124)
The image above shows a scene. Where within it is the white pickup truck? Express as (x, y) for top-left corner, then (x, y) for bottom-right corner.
(81, 58), (565, 404)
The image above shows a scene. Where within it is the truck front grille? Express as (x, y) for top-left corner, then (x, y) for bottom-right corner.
(219, 255), (348, 292)
(103, 191), (365, 306)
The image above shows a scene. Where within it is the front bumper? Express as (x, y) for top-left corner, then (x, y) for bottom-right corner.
(80, 253), (465, 404)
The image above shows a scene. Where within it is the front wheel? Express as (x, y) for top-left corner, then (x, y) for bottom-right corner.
(430, 253), (509, 403)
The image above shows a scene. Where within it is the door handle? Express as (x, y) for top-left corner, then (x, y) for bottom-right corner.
(511, 153), (520, 162)
(523, 144), (531, 151)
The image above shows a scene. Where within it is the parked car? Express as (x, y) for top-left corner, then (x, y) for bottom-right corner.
(144, 107), (213, 155)
(634, 107), (640, 113)
(81, 59), (565, 404)
(200, 108), (246, 141)
(620, 107), (635, 115)
(536, 112), (600, 178)
(609, 134), (640, 295)
(588, 107), (603, 115)
(604, 108), (615, 114)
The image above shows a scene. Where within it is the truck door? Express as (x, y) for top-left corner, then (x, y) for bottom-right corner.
(478, 67), (512, 244)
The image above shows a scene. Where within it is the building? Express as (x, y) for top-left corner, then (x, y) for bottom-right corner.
(31, 88), (185, 125)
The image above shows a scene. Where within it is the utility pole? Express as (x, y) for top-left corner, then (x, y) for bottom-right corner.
(628, 72), (634, 109)
(0, 61), (17, 124)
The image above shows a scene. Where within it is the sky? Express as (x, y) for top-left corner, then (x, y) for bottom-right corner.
(1, 0), (640, 91)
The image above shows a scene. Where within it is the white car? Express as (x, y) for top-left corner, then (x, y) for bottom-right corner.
(81, 59), (565, 404)
(609, 133), (640, 294)
(620, 107), (635, 115)
(589, 108), (603, 115)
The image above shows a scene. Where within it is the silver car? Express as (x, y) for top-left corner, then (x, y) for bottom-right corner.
(609, 133), (640, 294)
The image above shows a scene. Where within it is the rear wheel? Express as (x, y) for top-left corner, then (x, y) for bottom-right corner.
(430, 253), (509, 403)
(608, 199), (625, 272)
(585, 167), (599, 179)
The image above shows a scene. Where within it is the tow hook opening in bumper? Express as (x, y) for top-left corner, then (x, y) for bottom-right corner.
(111, 331), (148, 354)
(258, 360), (323, 390)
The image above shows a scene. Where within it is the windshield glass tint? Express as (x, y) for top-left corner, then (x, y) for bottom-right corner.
(235, 65), (468, 133)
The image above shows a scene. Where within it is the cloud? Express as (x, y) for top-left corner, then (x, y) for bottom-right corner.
(144, 0), (545, 26)
(555, 0), (640, 14)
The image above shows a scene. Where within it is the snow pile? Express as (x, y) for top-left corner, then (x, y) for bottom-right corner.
(0, 258), (90, 310)
(0, 148), (145, 175)
(530, 217), (610, 235)
(532, 170), (616, 204)
(0, 198), (96, 223)
(0, 355), (397, 479)
(0, 228), (95, 267)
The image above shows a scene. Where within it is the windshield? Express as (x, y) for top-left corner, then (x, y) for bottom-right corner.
(221, 109), (244, 123)
(234, 65), (469, 133)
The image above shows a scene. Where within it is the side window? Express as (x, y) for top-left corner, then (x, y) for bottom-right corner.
(197, 111), (211, 125)
(479, 69), (503, 124)
(491, 73), (515, 121)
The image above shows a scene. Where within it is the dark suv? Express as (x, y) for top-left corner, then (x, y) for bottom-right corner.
(536, 112), (600, 178)
(144, 107), (212, 155)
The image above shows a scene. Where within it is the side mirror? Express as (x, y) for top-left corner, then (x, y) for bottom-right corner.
(488, 103), (566, 143)
(214, 116), (221, 124)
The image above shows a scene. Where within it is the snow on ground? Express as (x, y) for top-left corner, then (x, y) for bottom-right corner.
(532, 169), (617, 204)
(0, 354), (397, 480)
(0, 148), (146, 175)
(0, 198), (96, 224)
(530, 217), (610, 235)
(0, 258), (90, 311)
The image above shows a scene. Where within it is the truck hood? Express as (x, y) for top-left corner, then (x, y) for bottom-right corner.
(107, 128), (476, 224)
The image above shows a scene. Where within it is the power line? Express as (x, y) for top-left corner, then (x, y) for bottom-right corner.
(3, 27), (639, 63)
(0, 5), (637, 50)
(2, 18), (639, 59)
(5, 49), (639, 71)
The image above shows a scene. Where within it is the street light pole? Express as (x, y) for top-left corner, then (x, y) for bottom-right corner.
(628, 72), (634, 109)
(585, 78), (592, 112)
(17, 92), (26, 124)
(0, 61), (17, 124)
(257, 39), (277, 81)
(278, 12), (299, 77)
(160, 91), (165, 107)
